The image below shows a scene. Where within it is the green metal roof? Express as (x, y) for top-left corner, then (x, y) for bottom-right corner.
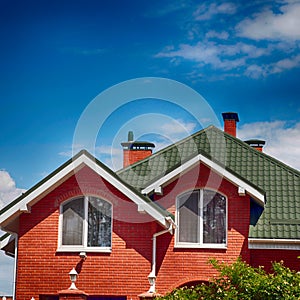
(117, 126), (300, 240)
(1, 126), (299, 240)
(0, 232), (10, 242)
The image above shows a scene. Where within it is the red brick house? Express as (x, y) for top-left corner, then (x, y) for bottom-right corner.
(1, 112), (300, 300)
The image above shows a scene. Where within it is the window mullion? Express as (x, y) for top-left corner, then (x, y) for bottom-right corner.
(58, 204), (63, 247)
(199, 189), (203, 245)
(176, 197), (179, 245)
(83, 196), (88, 247)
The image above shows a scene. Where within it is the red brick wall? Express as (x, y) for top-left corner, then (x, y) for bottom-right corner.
(152, 162), (251, 292)
(16, 163), (251, 299)
(16, 166), (156, 300)
(224, 119), (237, 137)
(250, 249), (300, 272)
(123, 149), (152, 167)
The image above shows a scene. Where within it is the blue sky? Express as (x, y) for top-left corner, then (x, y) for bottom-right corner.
(1, 0), (300, 295)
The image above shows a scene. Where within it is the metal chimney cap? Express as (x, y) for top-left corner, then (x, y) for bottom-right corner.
(222, 112), (239, 122)
(244, 139), (266, 146)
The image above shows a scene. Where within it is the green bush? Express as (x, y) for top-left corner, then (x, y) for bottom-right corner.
(158, 258), (300, 300)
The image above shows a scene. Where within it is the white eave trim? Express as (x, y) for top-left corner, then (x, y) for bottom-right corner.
(249, 238), (300, 250)
(82, 156), (169, 228)
(0, 234), (14, 250)
(0, 153), (169, 229)
(142, 153), (265, 206)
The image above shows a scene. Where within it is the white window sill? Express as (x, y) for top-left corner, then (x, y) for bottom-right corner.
(56, 246), (112, 253)
(174, 243), (227, 249)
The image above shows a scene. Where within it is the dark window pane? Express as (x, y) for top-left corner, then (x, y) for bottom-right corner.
(178, 191), (199, 243)
(203, 190), (226, 244)
(62, 198), (84, 245)
(88, 197), (112, 247)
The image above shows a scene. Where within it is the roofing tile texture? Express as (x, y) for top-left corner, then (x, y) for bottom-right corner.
(117, 126), (300, 240)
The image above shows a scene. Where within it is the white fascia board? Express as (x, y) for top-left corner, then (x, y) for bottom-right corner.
(0, 155), (85, 226)
(142, 155), (200, 195)
(142, 154), (265, 206)
(200, 155), (265, 206)
(249, 238), (300, 250)
(82, 156), (168, 228)
(0, 234), (14, 250)
(0, 153), (168, 229)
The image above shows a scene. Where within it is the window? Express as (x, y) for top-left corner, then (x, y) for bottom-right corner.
(58, 196), (112, 252)
(176, 189), (227, 248)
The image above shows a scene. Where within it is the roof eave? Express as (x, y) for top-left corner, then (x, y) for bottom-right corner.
(142, 153), (265, 207)
(249, 238), (300, 250)
(0, 233), (15, 257)
(0, 150), (172, 231)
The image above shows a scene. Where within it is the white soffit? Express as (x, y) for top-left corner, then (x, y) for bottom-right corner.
(249, 238), (300, 250)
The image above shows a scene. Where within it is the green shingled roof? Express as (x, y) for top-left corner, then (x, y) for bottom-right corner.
(117, 126), (300, 240)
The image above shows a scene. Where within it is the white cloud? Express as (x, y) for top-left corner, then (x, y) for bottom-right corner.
(155, 0), (300, 79)
(160, 119), (197, 136)
(156, 37), (300, 78)
(244, 53), (300, 78)
(0, 171), (22, 295)
(205, 30), (229, 40)
(269, 54), (300, 74)
(0, 171), (25, 210)
(238, 121), (300, 170)
(194, 2), (237, 21)
(236, 1), (300, 41)
(156, 41), (269, 71)
(244, 64), (267, 79)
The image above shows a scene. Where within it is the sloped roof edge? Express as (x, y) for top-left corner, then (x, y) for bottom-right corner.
(0, 233), (15, 256)
(118, 125), (300, 179)
(117, 125), (300, 191)
(117, 125), (300, 240)
(142, 152), (266, 206)
(0, 150), (173, 230)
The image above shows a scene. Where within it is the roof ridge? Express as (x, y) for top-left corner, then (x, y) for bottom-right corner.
(117, 124), (299, 189)
(117, 126), (217, 174)
(117, 124), (300, 179)
(220, 127), (300, 177)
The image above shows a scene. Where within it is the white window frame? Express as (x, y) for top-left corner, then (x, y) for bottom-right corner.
(57, 196), (112, 253)
(175, 189), (227, 249)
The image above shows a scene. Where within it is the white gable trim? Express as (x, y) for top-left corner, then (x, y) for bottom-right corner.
(249, 238), (300, 250)
(82, 155), (169, 227)
(0, 234), (12, 250)
(0, 152), (169, 229)
(141, 154), (265, 206)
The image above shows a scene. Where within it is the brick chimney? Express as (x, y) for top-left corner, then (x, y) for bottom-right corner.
(245, 139), (265, 152)
(121, 131), (155, 167)
(222, 112), (239, 137)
